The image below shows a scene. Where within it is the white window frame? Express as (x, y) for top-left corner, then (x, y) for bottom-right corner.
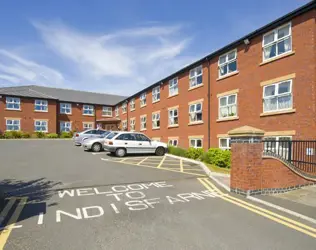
(102, 106), (112, 117)
(189, 102), (203, 123)
(169, 78), (178, 97)
(83, 104), (94, 115)
(83, 122), (94, 130)
(168, 108), (179, 126)
(60, 103), (72, 114)
(264, 136), (292, 159)
(122, 103), (127, 114)
(152, 86), (160, 103)
(130, 118), (136, 131)
(262, 23), (292, 61)
(189, 138), (203, 148)
(140, 93), (146, 107)
(115, 106), (119, 116)
(6, 97), (20, 110)
(34, 120), (48, 132)
(34, 99), (48, 112)
(189, 65), (203, 88)
(218, 94), (238, 119)
(168, 139), (178, 147)
(6, 119), (20, 131)
(263, 80), (292, 113)
(152, 112), (160, 129)
(219, 138), (231, 150)
(140, 115), (147, 130)
(218, 49), (237, 77)
(122, 120), (127, 130)
(130, 99), (135, 111)
(60, 121), (71, 132)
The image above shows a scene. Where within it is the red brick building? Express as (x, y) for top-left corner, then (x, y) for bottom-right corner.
(0, 2), (315, 149)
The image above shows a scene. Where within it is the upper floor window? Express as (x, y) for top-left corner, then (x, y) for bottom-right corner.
(168, 108), (178, 126)
(60, 103), (71, 114)
(34, 120), (48, 132)
(83, 105), (94, 115)
(219, 138), (231, 150)
(115, 106), (119, 116)
(218, 50), (237, 77)
(6, 97), (20, 110)
(140, 93), (146, 107)
(189, 66), (203, 88)
(152, 86), (160, 103)
(130, 119), (135, 131)
(6, 119), (20, 131)
(152, 112), (160, 129)
(189, 102), (202, 123)
(263, 23), (292, 61)
(102, 106), (112, 116)
(34, 99), (48, 112)
(219, 94), (237, 119)
(169, 78), (178, 97)
(140, 116), (147, 130)
(60, 121), (71, 132)
(122, 103), (127, 113)
(130, 99), (135, 111)
(263, 80), (292, 113)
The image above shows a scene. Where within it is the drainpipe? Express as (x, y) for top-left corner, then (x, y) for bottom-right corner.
(126, 100), (129, 131)
(207, 57), (211, 149)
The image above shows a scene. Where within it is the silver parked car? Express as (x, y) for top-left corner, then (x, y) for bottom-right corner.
(73, 129), (108, 146)
(82, 131), (112, 152)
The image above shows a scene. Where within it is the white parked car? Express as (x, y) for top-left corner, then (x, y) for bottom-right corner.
(104, 132), (167, 157)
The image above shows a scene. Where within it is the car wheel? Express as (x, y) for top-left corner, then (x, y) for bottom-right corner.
(92, 143), (102, 152)
(155, 147), (165, 156)
(115, 148), (126, 157)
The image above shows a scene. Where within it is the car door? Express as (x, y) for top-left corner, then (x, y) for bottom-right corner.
(135, 134), (154, 154)
(115, 133), (137, 154)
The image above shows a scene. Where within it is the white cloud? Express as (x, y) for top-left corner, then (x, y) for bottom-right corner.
(0, 49), (64, 87)
(31, 21), (195, 95)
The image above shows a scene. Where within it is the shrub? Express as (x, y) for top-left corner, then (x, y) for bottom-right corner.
(60, 132), (72, 138)
(4, 131), (14, 139)
(11, 131), (23, 138)
(203, 148), (231, 168)
(185, 147), (204, 160)
(21, 132), (31, 138)
(167, 146), (187, 157)
(35, 131), (46, 138)
(47, 133), (59, 139)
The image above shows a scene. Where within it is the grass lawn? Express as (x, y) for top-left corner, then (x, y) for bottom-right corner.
(205, 163), (230, 174)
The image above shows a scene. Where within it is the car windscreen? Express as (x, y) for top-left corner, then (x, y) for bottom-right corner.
(106, 132), (118, 139)
(100, 131), (111, 138)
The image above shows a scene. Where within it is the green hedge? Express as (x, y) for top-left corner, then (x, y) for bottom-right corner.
(21, 132), (31, 138)
(35, 131), (46, 138)
(60, 132), (72, 138)
(185, 147), (204, 160)
(47, 133), (59, 139)
(167, 146), (187, 157)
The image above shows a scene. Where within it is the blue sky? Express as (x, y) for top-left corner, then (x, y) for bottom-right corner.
(0, 0), (310, 95)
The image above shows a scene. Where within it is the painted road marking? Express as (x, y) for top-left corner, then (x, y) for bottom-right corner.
(38, 213), (44, 225)
(157, 155), (166, 168)
(0, 198), (16, 226)
(137, 157), (149, 165)
(0, 197), (27, 249)
(198, 178), (316, 238)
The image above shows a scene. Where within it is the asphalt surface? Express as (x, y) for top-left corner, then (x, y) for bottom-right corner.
(0, 140), (315, 250)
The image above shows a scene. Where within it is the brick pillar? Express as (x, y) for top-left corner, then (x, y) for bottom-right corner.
(228, 126), (265, 196)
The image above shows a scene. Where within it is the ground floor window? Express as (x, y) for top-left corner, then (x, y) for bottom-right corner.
(140, 116), (147, 130)
(83, 122), (94, 130)
(190, 138), (202, 148)
(122, 120), (127, 130)
(60, 121), (71, 132)
(219, 138), (231, 150)
(6, 119), (20, 131)
(130, 119), (135, 131)
(34, 120), (48, 132)
(168, 139), (178, 147)
(263, 136), (292, 159)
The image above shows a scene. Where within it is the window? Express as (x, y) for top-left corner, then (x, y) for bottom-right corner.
(219, 138), (231, 150)
(135, 134), (151, 141)
(263, 23), (291, 61)
(130, 99), (135, 111)
(60, 121), (71, 132)
(264, 136), (291, 159)
(190, 138), (202, 148)
(116, 133), (137, 141)
(168, 108), (178, 126)
(122, 120), (127, 130)
(219, 94), (237, 118)
(152, 86), (160, 102)
(140, 116), (147, 130)
(60, 103), (71, 114)
(115, 106), (119, 116)
(6, 119), (20, 131)
(83, 123), (94, 130)
(122, 103), (127, 113)
(130, 119), (135, 131)
(152, 113), (160, 129)
(6, 97), (20, 110)
(34, 120), (48, 132)
(140, 93), (146, 107)
(107, 132), (119, 139)
(34, 100), (48, 112)
(189, 66), (203, 88)
(168, 139), (178, 147)
(263, 80), (292, 113)
(102, 106), (112, 116)
(83, 105), (94, 115)
(189, 103), (202, 123)
(169, 78), (178, 96)
(218, 50), (237, 77)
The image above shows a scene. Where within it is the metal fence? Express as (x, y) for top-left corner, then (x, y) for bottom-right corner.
(263, 140), (316, 175)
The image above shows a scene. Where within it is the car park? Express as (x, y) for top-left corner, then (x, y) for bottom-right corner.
(104, 131), (168, 157)
(82, 131), (112, 152)
(73, 129), (108, 146)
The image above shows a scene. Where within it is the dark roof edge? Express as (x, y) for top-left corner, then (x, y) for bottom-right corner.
(115, 0), (316, 105)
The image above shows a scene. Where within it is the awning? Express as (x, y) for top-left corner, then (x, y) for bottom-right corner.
(96, 117), (121, 123)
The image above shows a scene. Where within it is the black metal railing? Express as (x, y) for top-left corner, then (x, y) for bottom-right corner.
(263, 140), (316, 175)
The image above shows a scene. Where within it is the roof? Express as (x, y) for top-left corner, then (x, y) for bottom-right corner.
(115, 0), (316, 105)
(0, 85), (127, 106)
